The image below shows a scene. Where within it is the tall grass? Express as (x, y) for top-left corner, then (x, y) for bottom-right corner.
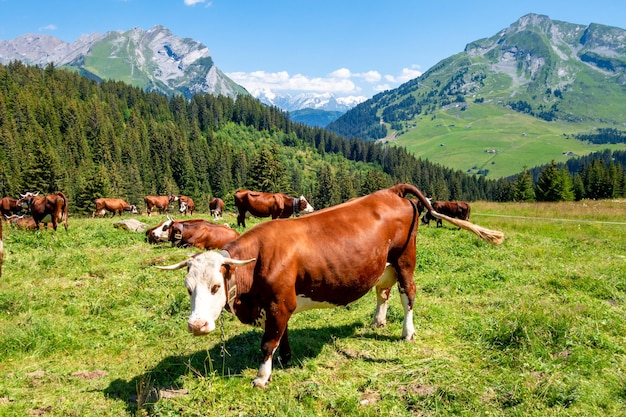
(0, 201), (625, 416)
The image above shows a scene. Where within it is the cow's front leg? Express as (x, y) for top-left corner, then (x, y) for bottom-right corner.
(253, 310), (290, 388)
(279, 324), (292, 364)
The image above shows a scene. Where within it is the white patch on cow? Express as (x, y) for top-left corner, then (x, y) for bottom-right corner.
(253, 347), (277, 388)
(400, 292), (415, 341)
(299, 195), (314, 214)
(179, 201), (187, 213)
(151, 219), (173, 242)
(293, 295), (336, 314)
(372, 264), (397, 327)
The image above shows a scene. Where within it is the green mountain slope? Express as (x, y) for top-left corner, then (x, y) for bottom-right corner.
(328, 14), (626, 178)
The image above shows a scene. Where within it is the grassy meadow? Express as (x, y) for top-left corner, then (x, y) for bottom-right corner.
(393, 103), (626, 178)
(0, 200), (625, 416)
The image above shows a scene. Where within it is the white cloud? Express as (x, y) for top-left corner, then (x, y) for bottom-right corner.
(184, 0), (208, 6)
(38, 24), (57, 32)
(226, 65), (422, 98)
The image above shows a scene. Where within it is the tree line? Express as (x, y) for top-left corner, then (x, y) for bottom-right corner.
(0, 62), (624, 216)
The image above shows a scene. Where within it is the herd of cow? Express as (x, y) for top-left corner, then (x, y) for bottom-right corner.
(0, 184), (503, 388)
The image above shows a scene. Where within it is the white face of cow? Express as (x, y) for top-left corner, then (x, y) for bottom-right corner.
(300, 195), (314, 214)
(179, 201), (188, 213)
(150, 219), (173, 242)
(184, 252), (229, 335)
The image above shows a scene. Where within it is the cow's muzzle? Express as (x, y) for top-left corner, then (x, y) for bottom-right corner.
(187, 319), (214, 336)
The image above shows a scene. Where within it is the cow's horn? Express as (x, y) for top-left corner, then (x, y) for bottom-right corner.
(156, 259), (190, 270)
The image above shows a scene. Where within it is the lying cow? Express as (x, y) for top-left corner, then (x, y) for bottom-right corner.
(234, 190), (314, 227)
(148, 217), (239, 250)
(0, 196), (21, 219)
(92, 198), (138, 218)
(159, 183), (503, 388)
(178, 195), (195, 216)
(209, 197), (224, 220)
(144, 195), (177, 217)
(5, 214), (47, 230)
(17, 191), (69, 231)
(422, 201), (471, 227)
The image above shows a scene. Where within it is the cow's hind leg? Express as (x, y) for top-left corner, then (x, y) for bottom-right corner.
(372, 264), (397, 327)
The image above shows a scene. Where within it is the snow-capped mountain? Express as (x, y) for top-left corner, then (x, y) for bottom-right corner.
(254, 90), (367, 112)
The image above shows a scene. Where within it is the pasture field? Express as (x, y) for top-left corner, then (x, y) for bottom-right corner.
(393, 103), (626, 178)
(0, 200), (625, 416)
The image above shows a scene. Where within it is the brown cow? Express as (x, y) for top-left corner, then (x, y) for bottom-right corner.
(234, 190), (314, 227)
(17, 192), (69, 231)
(0, 196), (21, 219)
(422, 201), (471, 227)
(5, 214), (47, 230)
(92, 198), (138, 218)
(144, 195), (178, 217)
(0, 214), (3, 277)
(147, 217), (239, 249)
(159, 184), (503, 387)
(209, 197), (224, 220)
(178, 195), (195, 216)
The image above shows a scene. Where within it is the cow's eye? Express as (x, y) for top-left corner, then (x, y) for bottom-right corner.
(186, 287), (192, 296)
(211, 284), (221, 294)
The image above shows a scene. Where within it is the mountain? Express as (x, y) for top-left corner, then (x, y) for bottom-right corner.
(254, 90), (366, 112)
(0, 26), (247, 99)
(327, 14), (626, 177)
(289, 108), (344, 127)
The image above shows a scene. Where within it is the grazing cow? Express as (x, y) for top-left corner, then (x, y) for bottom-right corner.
(17, 192), (69, 231)
(150, 217), (240, 250)
(234, 190), (314, 227)
(178, 195), (195, 216)
(209, 197), (224, 220)
(158, 184), (503, 387)
(92, 198), (138, 218)
(144, 195), (178, 217)
(422, 201), (471, 227)
(0, 196), (21, 219)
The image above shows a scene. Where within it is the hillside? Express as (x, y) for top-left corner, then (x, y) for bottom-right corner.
(328, 14), (626, 178)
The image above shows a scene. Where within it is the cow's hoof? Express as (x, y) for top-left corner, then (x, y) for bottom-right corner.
(252, 378), (269, 389)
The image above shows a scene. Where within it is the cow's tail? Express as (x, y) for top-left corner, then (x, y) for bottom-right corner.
(393, 183), (504, 245)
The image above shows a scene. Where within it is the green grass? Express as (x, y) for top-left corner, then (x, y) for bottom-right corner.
(393, 103), (626, 178)
(1, 202), (625, 416)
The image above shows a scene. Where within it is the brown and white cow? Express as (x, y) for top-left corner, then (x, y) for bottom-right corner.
(92, 198), (138, 218)
(421, 201), (471, 227)
(0, 196), (21, 219)
(159, 184), (504, 387)
(150, 217), (239, 250)
(17, 192), (69, 231)
(5, 214), (48, 230)
(209, 197), (224, 220)
(178, 195), (195, 216)
(144, 195), (178, 217)
(234, 190), (313, 227)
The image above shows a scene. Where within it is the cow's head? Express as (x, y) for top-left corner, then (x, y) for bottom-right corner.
(179, 201), (188, 213)
(297, 196), (314, 215)
(157, 251), (255, 335)
(17, 192), (39, 209)
(149, 216), (175, 242)
(128, 205), (138, 214)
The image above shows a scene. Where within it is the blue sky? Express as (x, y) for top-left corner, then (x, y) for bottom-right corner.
(1, 0), (624, 100)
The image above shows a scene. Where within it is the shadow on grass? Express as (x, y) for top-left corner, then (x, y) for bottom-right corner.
(103, 321), (365, 413)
